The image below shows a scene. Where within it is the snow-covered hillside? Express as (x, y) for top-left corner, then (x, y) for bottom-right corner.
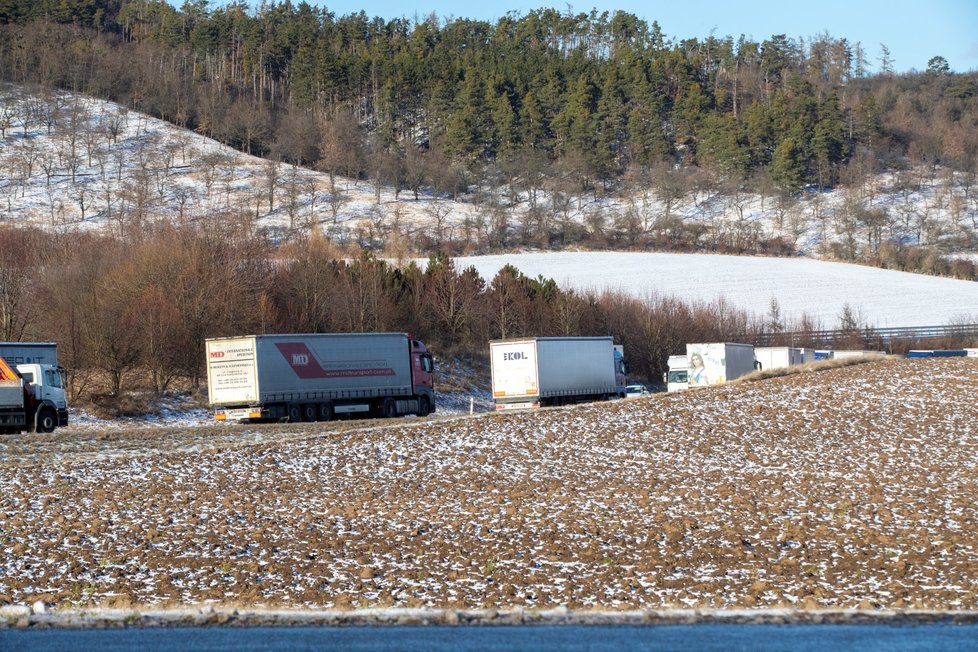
(3, 85), (978, 258)
(446, 252), (978, 329)
(0, 84), (475, 240)
(3, 85), (977, 331)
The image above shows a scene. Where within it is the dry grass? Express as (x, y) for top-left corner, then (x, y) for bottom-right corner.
(430, 356), (490, 394)
(67, 367), (209, 419)
(732, 354), (886, 384)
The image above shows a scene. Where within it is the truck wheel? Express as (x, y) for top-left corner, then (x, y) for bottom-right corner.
(382, 398), (397, 419)
(301, 404), (317, 422)
(36, 408), (57, 433)
(418, 396), (431, 417)
(287, 404), (302, 423)
(318, 403), (334, 422)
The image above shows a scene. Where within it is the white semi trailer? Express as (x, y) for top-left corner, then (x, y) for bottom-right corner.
(206, 333), (435, 422)
(832, 350), (880, 359)
(754, 346), (806, 372)
(686, 342), (756, 387)
(490, 336), (627, 410)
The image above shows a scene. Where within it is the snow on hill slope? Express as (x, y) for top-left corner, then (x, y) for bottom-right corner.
(3, 85), (978, 259)
(2, 85), (977, 331)
(0, 84), (476, 239)
(448, 252), (978, 328)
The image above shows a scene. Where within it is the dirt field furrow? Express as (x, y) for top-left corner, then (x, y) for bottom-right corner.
(1, 358), (977, 611)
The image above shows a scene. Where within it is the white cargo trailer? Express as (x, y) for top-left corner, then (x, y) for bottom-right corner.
(206, 333), (434, 422)
(832, 350), (880, 359)
(0, 342), (60, 366)
(686, 342), (756, 387)
(754, 346), (806, 372)
(490, 337), (626, 410)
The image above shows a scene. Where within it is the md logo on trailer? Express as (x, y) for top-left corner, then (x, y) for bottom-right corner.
(275, 342), (395, 379)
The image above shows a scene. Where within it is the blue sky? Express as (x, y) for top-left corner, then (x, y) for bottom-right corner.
(265, 0), (978, 73)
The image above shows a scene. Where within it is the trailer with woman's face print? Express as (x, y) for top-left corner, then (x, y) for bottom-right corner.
(685, 342), (756, 387)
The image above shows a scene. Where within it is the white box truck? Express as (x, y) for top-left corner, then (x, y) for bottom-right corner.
(832, 350), (879, 359)
(754, 346), (806, 372)
(0, 342), (69, 433)
(664, 354), (689, 393)
(206, 333), (435, 422)
(490, 337), (626, 410)
(686, 343), (756, 387)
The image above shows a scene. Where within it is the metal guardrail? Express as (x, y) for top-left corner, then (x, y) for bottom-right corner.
(753, 324), (978, 348)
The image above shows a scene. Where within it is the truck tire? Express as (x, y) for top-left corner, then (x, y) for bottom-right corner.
(36, 408), (57, 433)
(382, 398), (397, 419)
(301, 403), (317, 422)
(287, 404), (302, 423)
(318, 402), (334, 422)
(417, 396), (431, 417)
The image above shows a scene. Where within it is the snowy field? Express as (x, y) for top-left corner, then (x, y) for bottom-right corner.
(446, 252), (978, 328)
(2, 357), (977, 611)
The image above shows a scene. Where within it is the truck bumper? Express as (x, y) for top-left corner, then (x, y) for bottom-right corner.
(494, 401), (540, 411)
(58, 408), (69, 427)
(215, 407), (266, 422)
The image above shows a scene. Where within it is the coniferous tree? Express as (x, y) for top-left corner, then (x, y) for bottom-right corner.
(770, 137), (806, 192)
(811, 93), (848, 189)
(0, 0), (974, 214)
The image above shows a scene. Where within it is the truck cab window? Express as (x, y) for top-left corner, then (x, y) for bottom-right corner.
(20, 371), (34, 384)
(421, 354), (433, 373)
(45, 369), (63, 388)
(668, 370), (688, 383)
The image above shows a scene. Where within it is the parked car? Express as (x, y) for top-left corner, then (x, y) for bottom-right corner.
(625, 384), (650, 397)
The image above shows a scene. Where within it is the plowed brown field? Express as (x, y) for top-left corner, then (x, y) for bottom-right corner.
(2, 357), (977, 611)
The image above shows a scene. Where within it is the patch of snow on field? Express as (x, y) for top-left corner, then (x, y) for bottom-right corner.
(444, 252), (978, 328)
(66, 395), (213, 431)
(431, 357), (493, 415)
